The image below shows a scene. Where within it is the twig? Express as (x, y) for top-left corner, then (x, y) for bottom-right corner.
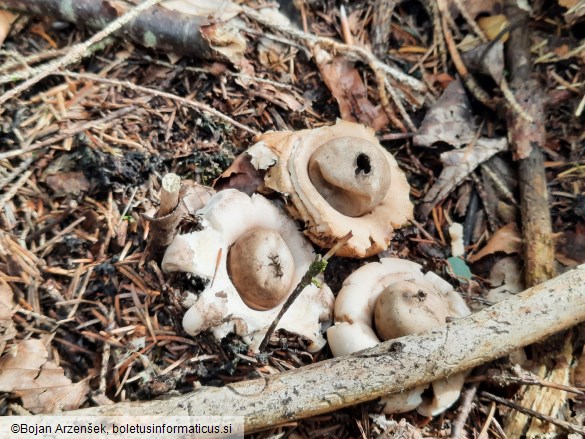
(451, 0), (488, 42)
(158, 174), (181, 218)
(480, 391), (585, 436)
(0, 40), (113, 85)
(478, 402), (496, 438)
(66, 264), (585, 433)
(0, 47), (69, 76)
(0, 0), (163, 105)
(0, 170), (32, 210)
(479, 365), (585, 395)
(242, 5), (426, 95)
(450, 380), (481, 439)
(0, 158), (33, 190)
(57, 71), (258, 135)
(370, 0), (398, 58)
(0, 106), (137, 161)
(437, 1), (496, 110)
(258, 232), (353, 352)
(504, 2), (556, 286)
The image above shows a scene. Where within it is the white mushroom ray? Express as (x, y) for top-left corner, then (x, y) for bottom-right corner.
(327, 258), (471, 416)
(162, 189), (334, 352)
(247, 120), (413, 258)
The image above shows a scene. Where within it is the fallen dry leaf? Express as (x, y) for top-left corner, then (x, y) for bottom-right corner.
(255, 83), (305, 113)
(45, 172), (90, 196)
(213, 151), (266, 195)
(414, 77), (476, 148)
(555, 226), (585, 267)
(478, 15), (509, 42)
(462, 40), (505, 84)
(486, 256), (524, 303)
(313, 45), (389, 130)
(468, 223), (522, 263)
(415, 78), (508, 216)
(0, 279), (16, 356)
(0, 10), (16, 48)
(0, 339), (89, 413)
(419, 138), (507, 217)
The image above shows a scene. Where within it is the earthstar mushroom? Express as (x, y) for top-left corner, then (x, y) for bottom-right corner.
(244, 120), (413, 258)
(327, 258), (471, 415)
(162, 189), (334, 352)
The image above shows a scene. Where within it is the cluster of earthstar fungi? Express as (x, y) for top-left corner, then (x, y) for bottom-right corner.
(162, 120), (471, 416)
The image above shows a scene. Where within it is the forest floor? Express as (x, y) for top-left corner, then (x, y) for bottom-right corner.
(0, 0), (584, 437)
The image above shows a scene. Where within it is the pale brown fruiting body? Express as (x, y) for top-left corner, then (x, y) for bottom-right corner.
(246, 120), (413, 257)
(374, 280), (450, 341)
(162, 190), (334, 352)
(227, 228), (294, 310)
(327, 258), (471, 415)
(307, 137), (391, 217)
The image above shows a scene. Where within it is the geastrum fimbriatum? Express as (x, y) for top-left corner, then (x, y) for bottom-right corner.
(162, 189), (334, 352)
(242, 120), (413, 258)
(327, 258), (471, 416)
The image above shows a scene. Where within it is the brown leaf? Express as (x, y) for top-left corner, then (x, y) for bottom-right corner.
(0, 10), (16, 48)
(45, 172), (90, 196)
(468, 223), (522, 263)
(419, 137), (507, 217)
(313, 45), (389, 130)
(213, 152), (266, 195)
(255, 83), (304, 112)
(555, 226), (585, 267)
(414, 77), (476, 148)
(0, 279), (16, 356)
(0, 339), (89, 413)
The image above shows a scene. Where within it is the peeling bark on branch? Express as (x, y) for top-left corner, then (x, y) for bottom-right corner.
(67, 265), (585, 433)
(504, 3), (556, 287)
(0, 0), (245, 63)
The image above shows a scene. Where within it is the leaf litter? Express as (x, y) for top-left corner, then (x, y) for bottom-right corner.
(0, 0), (583, 436)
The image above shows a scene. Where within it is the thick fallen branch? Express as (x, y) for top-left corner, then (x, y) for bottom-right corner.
(505, 2), (556, 286)
(66, 264), (585, 433)
(0, 0), (245, 63)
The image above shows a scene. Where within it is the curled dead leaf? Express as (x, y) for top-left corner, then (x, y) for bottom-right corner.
(313, 45), (389, 130)
(468, 223), (522, 263)
(45, 172), (90, 196)
(414, 78), (476, 148)
(213, 153), (266, 195)
(419, 138), (508, 217)
(0, 339), (89, 413)
(0, 10), (16, 47)
(0, 279), (16, 356)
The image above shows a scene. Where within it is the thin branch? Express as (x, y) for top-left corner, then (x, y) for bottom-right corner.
(57, 71), (258, 135)
(0, 0), (163, 105)
(480, 391), (585, 436)
(258, 232), (353, 352)
(66, 264), (585, 433)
